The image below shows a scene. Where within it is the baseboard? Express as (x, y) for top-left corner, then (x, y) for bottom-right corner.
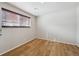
(38, 38), (77, 46)
(0, 38), (35, 55)
(0, 38), (78, 55)
(76, 44), (79, 47)
(54, 40), (77, 46)
(77, 45), (79, 47)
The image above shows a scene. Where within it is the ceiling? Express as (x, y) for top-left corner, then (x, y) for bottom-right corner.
(8, 2), (77, 16)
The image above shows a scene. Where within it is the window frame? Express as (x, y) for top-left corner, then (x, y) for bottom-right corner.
(1, 8), (31, 28)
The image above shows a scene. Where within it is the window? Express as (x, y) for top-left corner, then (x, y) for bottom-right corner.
(2, 8), (31, 28)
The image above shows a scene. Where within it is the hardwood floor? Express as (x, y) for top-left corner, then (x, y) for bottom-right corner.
(2, 39), (79, 56)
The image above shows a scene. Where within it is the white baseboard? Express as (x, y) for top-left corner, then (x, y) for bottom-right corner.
(0, 38), (78, 55)
(77, 45), (79, 47)
(76, 44), (79, 47)
(53, 40), (77, 46)
(0, 38), (34, 55)
(38, 38), (77, 46)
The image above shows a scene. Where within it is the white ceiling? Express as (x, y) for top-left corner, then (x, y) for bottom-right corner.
(8, 2), (77, 16)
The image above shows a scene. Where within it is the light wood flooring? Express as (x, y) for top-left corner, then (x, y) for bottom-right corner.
(2, 39), (79, 56)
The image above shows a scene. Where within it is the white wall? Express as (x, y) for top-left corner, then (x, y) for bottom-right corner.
(0, 7), (2, 35)
(0, 2), (78, 54)
(0, 2), (36, 54)
(37, 8), (76, 45)
(77, 4), (79, 46)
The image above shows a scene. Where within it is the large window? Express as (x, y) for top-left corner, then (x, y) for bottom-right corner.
(2, 8), (31, 28)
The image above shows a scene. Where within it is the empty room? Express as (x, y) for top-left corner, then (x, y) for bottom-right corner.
(0, 2), (79, 56)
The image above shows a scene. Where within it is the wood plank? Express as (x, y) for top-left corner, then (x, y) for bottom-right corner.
(2, 39), (79, 56)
